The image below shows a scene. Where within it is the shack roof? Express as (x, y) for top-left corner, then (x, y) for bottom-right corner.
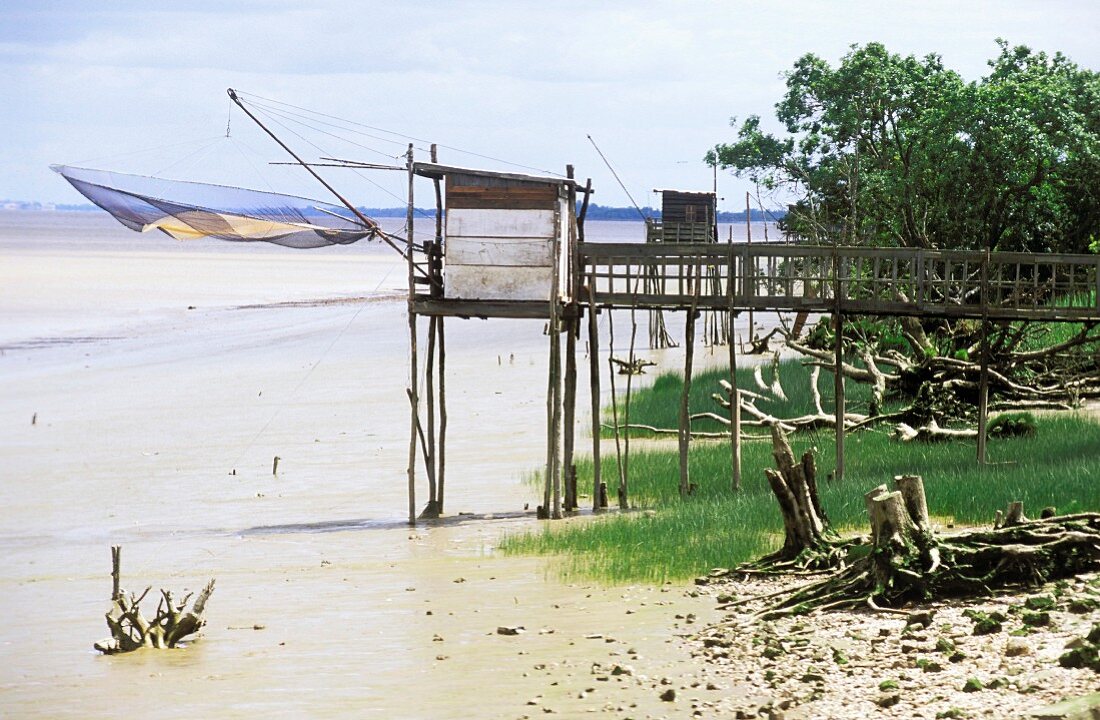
(413, 162), (577, 187)
(651, 188), (716, 197)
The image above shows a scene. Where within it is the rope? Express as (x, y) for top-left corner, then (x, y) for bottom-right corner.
(249, 104), (434, 220)
(236, 89), (566, 178)
(227, 257), (403, 471)
(70, 136), (225, 168)
(586, 134), (647, 221)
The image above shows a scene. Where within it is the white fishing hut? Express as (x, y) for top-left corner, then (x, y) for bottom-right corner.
(411, 163), (579, 317)
(404, 162), (587, 523)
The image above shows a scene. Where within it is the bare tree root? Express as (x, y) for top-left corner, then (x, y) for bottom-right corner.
(95, 545), (215, 654)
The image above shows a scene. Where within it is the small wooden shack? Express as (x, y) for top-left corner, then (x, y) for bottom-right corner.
(412, 163), (577, 316)
(646, 189), (717, 243)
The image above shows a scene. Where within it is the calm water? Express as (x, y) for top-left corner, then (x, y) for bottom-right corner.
(0, 210), (781, 252)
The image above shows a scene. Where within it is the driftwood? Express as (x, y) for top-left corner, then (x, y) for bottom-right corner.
(610, 355), (657, 375)
(95, 545), (215, 654)
(789, 317), (1100, 425)
(893, 420), (979, 443)
(731, 478), (1100, 620)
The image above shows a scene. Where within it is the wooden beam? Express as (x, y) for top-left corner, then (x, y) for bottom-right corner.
(406, 144), (418, 525)
(834, 251), (846, 484)
(587, 276), (603, 511)
(563, 316), (578, 511)
(409, 298), (559, 320)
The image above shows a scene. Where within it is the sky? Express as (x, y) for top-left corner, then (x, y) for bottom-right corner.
(2, 0), (1098, 212)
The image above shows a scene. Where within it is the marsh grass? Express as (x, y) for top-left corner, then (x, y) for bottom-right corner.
(504, 359), (1100, 584)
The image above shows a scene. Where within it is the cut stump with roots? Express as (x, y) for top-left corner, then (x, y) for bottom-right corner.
(731, 469), (1100, 619)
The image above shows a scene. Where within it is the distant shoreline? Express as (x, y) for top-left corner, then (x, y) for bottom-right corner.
(0, 205), (786, 223)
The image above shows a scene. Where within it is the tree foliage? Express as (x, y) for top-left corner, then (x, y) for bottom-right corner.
(708, 41), (1100, 252)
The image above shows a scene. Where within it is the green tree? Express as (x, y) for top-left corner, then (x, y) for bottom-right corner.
(709, 41), (1100, 252)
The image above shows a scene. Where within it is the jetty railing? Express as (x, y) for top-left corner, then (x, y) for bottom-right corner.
(579, 242), (1100, 322)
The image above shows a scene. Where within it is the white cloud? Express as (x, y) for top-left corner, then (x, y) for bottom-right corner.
(2, 0), (1097, 207)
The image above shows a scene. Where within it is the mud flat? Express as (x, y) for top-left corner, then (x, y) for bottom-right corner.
(0, 216), (733, 719)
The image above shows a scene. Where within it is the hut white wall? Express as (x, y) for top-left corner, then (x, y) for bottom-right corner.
(445, 207), (559, 301)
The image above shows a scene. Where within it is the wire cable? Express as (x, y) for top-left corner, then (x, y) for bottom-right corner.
(587, 134), (648, 221)
(237, 90), (566, 178)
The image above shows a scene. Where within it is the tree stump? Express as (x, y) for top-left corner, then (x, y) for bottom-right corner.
(747, 425), (842, 570)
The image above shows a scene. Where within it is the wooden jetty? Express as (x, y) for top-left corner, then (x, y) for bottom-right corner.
(402, 152), (1100, 524)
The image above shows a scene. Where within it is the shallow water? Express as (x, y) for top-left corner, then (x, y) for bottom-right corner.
(0, 212), (740, 718)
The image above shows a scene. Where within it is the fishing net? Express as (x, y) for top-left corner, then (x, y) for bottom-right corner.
(52, 165), (375, 249)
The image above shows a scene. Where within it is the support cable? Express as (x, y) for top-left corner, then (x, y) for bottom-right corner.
(586, 134), (647, 222)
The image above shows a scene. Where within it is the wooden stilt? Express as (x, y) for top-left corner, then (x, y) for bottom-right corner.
(607, 308), (627, 508)
(978, 320), (990, 465)
(420, 316), (437, 518)
(621, 306), (638, 511)
(587, 275), (603, 511)
(729, 313), (742, 492)
(834, 308), (845, 483)
(746, 192), (754, 345)
(727, 241), (742, 493)
(405, 144), (418, 525)
(545, 308), (563, 519)
(551, 325), (563, 519)
(437, 317), (447, 512)
(679, 266), (700, 497)
(563, 316), (578, 511)
(679, 310), (695, 497)
(977, 250), (990, 466)
(543, 321), (556, 518)
(430, 144), (447, 513)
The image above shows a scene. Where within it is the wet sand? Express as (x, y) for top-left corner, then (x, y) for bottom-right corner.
(0, 214), (734, 719)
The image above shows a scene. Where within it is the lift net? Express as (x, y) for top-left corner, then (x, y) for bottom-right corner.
(52, 165), (375, 249)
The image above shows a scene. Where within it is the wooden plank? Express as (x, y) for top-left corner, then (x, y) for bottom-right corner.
(587, 277), (602, 511)
(447, 208), (555, 238)
(446, 265), (552, 301)
(446, 236), (553, 266)
(410, 297), (552, 319)
(414, 161), (576, 188)
(447, 183), (558, 210)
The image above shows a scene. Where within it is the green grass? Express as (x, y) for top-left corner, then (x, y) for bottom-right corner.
(502, 359), (1100, 584)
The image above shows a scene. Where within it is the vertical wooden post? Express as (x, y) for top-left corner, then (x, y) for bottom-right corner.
(546, 322), (563, 519)
(727, 241), (742, 492)
(423, 316), (438, 516)
(977, 338), (989, 465)
(563, 317), (578, 510)
(431, 144), (447, 512)
(833, 250), (845, 483)
(543, 181), (565, 520)
(977, 249), (991, 465)
(587, 273), (603, 511)
(728, 325), (742, 492)
(562, 166), (578, 511)
(679, 310), (695, 497)
(405, 144), (419, 524)
(437, 319), (447, 511)
(679, 266), (700, 497)
(746, 192), (754, 345)
(834, 312), (845, 482)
